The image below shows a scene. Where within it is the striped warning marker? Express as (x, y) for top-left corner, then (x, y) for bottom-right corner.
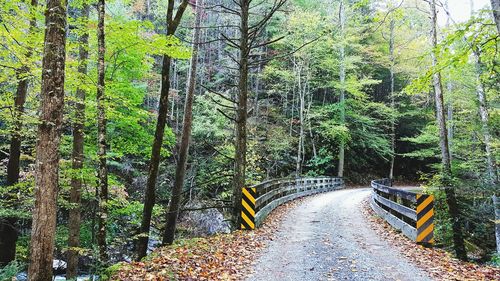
(416, 194), (434, 244)
(241, 187), (256, 230)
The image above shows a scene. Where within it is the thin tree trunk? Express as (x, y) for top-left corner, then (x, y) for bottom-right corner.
(289, 82), (296, 137)
(472, 50), (497, 184)
(430, 0), (452, 182)
(429, 0), (467, 261)
(493, 195), (500, 254)
(136, 0), (189, 260)
(67, 2), (90, 278)
(467, 0), (497, 184)
(389, 18), (396, 181)
(232, 0), (250, 227)
(491, 0), (500, 35)
(96, 0), (109, 264)
(170, 62), (176, 121)
(27, 0), (68, 279)
(338, 0), (346, 178)
(308, 101), (317, 159)
(0, 0), (38, 266)
(446, 0), (453, 162)
(447, 102), (453, 160)
(5, 77), (28, 188)
(163, 0), (203, 245)
(296, 62), (304, 176)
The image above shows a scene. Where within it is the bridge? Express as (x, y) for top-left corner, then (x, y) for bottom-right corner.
(241, 176), (435, 280)
(241, 176), (434, 244)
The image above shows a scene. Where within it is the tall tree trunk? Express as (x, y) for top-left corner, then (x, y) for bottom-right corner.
(308, 100), (317, 159)
(163, 0), (203, 245)
(337, 0), (346, 178)
(232, 0), (250, 227)
(27, 0), (68, 279)
(447, 102), (453, 160)
(389, 18), (396, 181)
(491, 0), (500, 35)
(0, 0), (38, 266)
(472, 52), (497, 184)
(446, 0), (454, 162)
(96, 0), (109, 264)
(136, 0), (189, 260)
(470, 0), (498, 185)
(446, 0), (453, 159)
(429, 0), (467, 261)
(67, 2), (90, 278)
(289, 84), (296, 136)
(295, 62), (304, 176)
(493, 195), (500, 254)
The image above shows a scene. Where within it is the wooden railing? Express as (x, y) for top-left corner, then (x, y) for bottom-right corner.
(241, 177), (344, 229)
(370, 179), (434, 244)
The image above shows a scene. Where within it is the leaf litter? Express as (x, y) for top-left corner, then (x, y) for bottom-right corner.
(362, 199), (500, 281)
(114, 199), (306, 280)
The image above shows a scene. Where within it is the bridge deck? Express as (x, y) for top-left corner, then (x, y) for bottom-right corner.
(247, 188), (431, 281)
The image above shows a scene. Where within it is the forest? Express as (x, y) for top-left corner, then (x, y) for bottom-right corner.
(0, 0), (498, 280)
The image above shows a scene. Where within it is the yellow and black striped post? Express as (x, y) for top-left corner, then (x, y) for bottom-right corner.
(241, 187), (256, 230)
(416, 194), (434, 244)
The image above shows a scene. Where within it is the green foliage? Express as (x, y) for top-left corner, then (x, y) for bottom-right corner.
(15, 234), (30, 262)
(0, 260), (25, 281)
(100, 262), (126, 281)
(401, 123), (440, 160)
(0, 179), (33, 219)
(306, 148), (334, 176)
(491, 253), (500, 267)
(427, 188), (455, 247)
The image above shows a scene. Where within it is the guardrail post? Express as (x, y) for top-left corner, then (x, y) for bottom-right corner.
(416, 194), (434, 244)
(241, 187), (256, 230)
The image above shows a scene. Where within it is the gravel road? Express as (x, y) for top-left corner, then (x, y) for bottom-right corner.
(247, 188), (431, 281)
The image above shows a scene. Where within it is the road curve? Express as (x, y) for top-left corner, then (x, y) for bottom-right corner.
(247, 188), (431, 281)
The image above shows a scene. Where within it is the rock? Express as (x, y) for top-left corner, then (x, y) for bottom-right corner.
(15, 272), (27, 281)
(147, 235), (161, 253)
(179, 199), (231, 236)
(14, 270), (94, 281)
(54, 275), (94, 281)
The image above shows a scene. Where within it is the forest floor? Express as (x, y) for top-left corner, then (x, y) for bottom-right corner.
(111, 195), (307, 280)
(113, 187), (500, 281)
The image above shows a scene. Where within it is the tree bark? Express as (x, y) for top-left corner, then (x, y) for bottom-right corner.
(430, 0), (452, 181)
(493, 195), (500, 254)
(0, 0), (38, 266)
(295, 61), (305, 176)
(429, 0), (467, 261)
(232, 0), (250, 227)
(471, 50), (497, 185)
(490, 0), (500, 35)
(308, 100), (316, 159)
(163, 0), (203, 245)
(136, 0), (189, 260)
(67, 1), (90, 278)
(467, 0), (498, 185)
(96, 0), (109, 264)
(446, 1), (453, 162)
(389, 18), (396, 181)
(27, 0), (68, 279)
(338, 0), (346, 178)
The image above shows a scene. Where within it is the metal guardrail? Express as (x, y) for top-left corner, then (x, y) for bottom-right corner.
(370, 179), (434, 244)
(240, 177), (344, 229)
